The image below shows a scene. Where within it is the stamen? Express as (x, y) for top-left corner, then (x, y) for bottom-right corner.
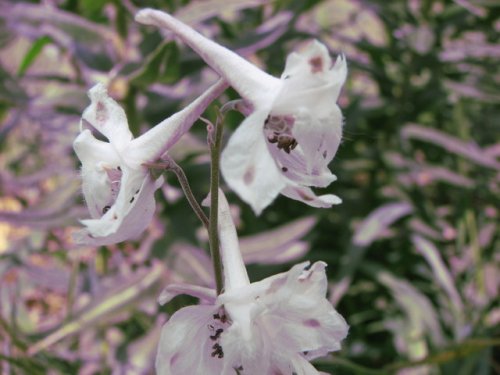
(276, 135), (298, 154)
(263, 114), (299, 153)
(209, 328), (224, 341)
(211, 343), (224, 358)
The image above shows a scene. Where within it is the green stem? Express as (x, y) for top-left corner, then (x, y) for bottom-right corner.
(165, 156), (210, 230)
(208, 111), (224, 295)
(143, 158), (210, 230)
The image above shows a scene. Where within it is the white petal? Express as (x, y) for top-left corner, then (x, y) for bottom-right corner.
(278, 41), (347, 108)
(158, 284), (216, 305)
(290, 355), (322, 375)
(266, 135), (337, 188)
(221, 110), (287, 215)
(75, 172), (163, 246)
(261, 262), (349, 358)
(129, 79), (228, 163)
(81, 83), (133, 149)
(220, 320), (274, 375)
(290, 107), (342, 186)
(281, 185), (341, 208)
(73, 129), (120, 168)
(156, 305), (223, 375)
(217, 190), (250, 290)
(135, 9), (281, 106)
(73, 130), (121, 219)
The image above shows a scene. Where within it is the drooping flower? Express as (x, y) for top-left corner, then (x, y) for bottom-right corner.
(155, 191), (348, 374)
(136, 9), (347, 214)
(73, 79), (227, 246)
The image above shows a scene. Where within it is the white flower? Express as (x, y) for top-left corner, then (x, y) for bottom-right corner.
(73, 80), (227, 245)
(155, 191), (348, 374)
(136, 9), (347, 214)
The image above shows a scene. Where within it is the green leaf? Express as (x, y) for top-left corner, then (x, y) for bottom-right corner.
(17, 36), (51, 78)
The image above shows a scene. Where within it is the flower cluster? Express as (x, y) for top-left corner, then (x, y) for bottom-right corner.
(73, 8), (348, 375)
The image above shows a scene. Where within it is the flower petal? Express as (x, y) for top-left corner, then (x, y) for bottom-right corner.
(81, 83), (133, 150)
(221, 110), (287, 215)
(287, 107), (342, 186)
(158, 283), (216, 306)
(73, 129), (121, 219)
(290, 355), (323, 375)
(278, 41), (347, 108)
(265, 112), (339, 188)
(156, 305), (223, 375)
(75, 171), (163, 246)
(129, 79), (228, 164)
(135, 9), (281, 106)
(262, 262), (349, 358)
(217, 189), (250, 290)
(281, 185), (341, 208)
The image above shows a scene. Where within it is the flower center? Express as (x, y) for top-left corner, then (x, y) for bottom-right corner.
(263, 115), (298, 154)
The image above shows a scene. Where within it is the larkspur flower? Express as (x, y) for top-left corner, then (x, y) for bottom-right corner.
(73, 80), (227, 246)
(136, 9), (347, 214)
(155, 191), (348, 374)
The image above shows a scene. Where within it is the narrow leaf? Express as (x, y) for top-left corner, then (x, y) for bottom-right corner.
(17, 36), (51, 77)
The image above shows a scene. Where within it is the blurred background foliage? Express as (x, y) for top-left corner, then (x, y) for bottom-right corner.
(0, 0), (499, 374)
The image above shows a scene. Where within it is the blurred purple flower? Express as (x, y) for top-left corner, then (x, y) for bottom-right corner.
(402, 124), (500, 170)
(167, 215), (317, 286)
(353, 202), (413, 247)
(136, 9), (347, 214)
(155, 191), (348, 374)
(73, 80), (227, 246)
(412, 235), (464, 313)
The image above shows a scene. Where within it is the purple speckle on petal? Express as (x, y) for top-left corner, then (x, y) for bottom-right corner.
(297, 189), (314, 202)
(96, 102), (108, 124)
(309, 56), (324, 73)
(170, 352), (180, 367)
(303, 319), (321, 327)
(243, 165), (255, 185)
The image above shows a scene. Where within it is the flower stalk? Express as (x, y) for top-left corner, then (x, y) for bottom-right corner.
(148, 156), (210, 230)
(208, 110), (225, 295)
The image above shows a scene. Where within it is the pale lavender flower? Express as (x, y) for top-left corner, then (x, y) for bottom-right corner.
(136, 9), (347, 214)
(73, 80), (227, 246)
(155, 191), (348, 374)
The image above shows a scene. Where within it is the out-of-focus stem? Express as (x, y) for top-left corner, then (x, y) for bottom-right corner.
(466, 210), (484, 296)
(66, 257), (79, 321)
(208, 111), (224, 295)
